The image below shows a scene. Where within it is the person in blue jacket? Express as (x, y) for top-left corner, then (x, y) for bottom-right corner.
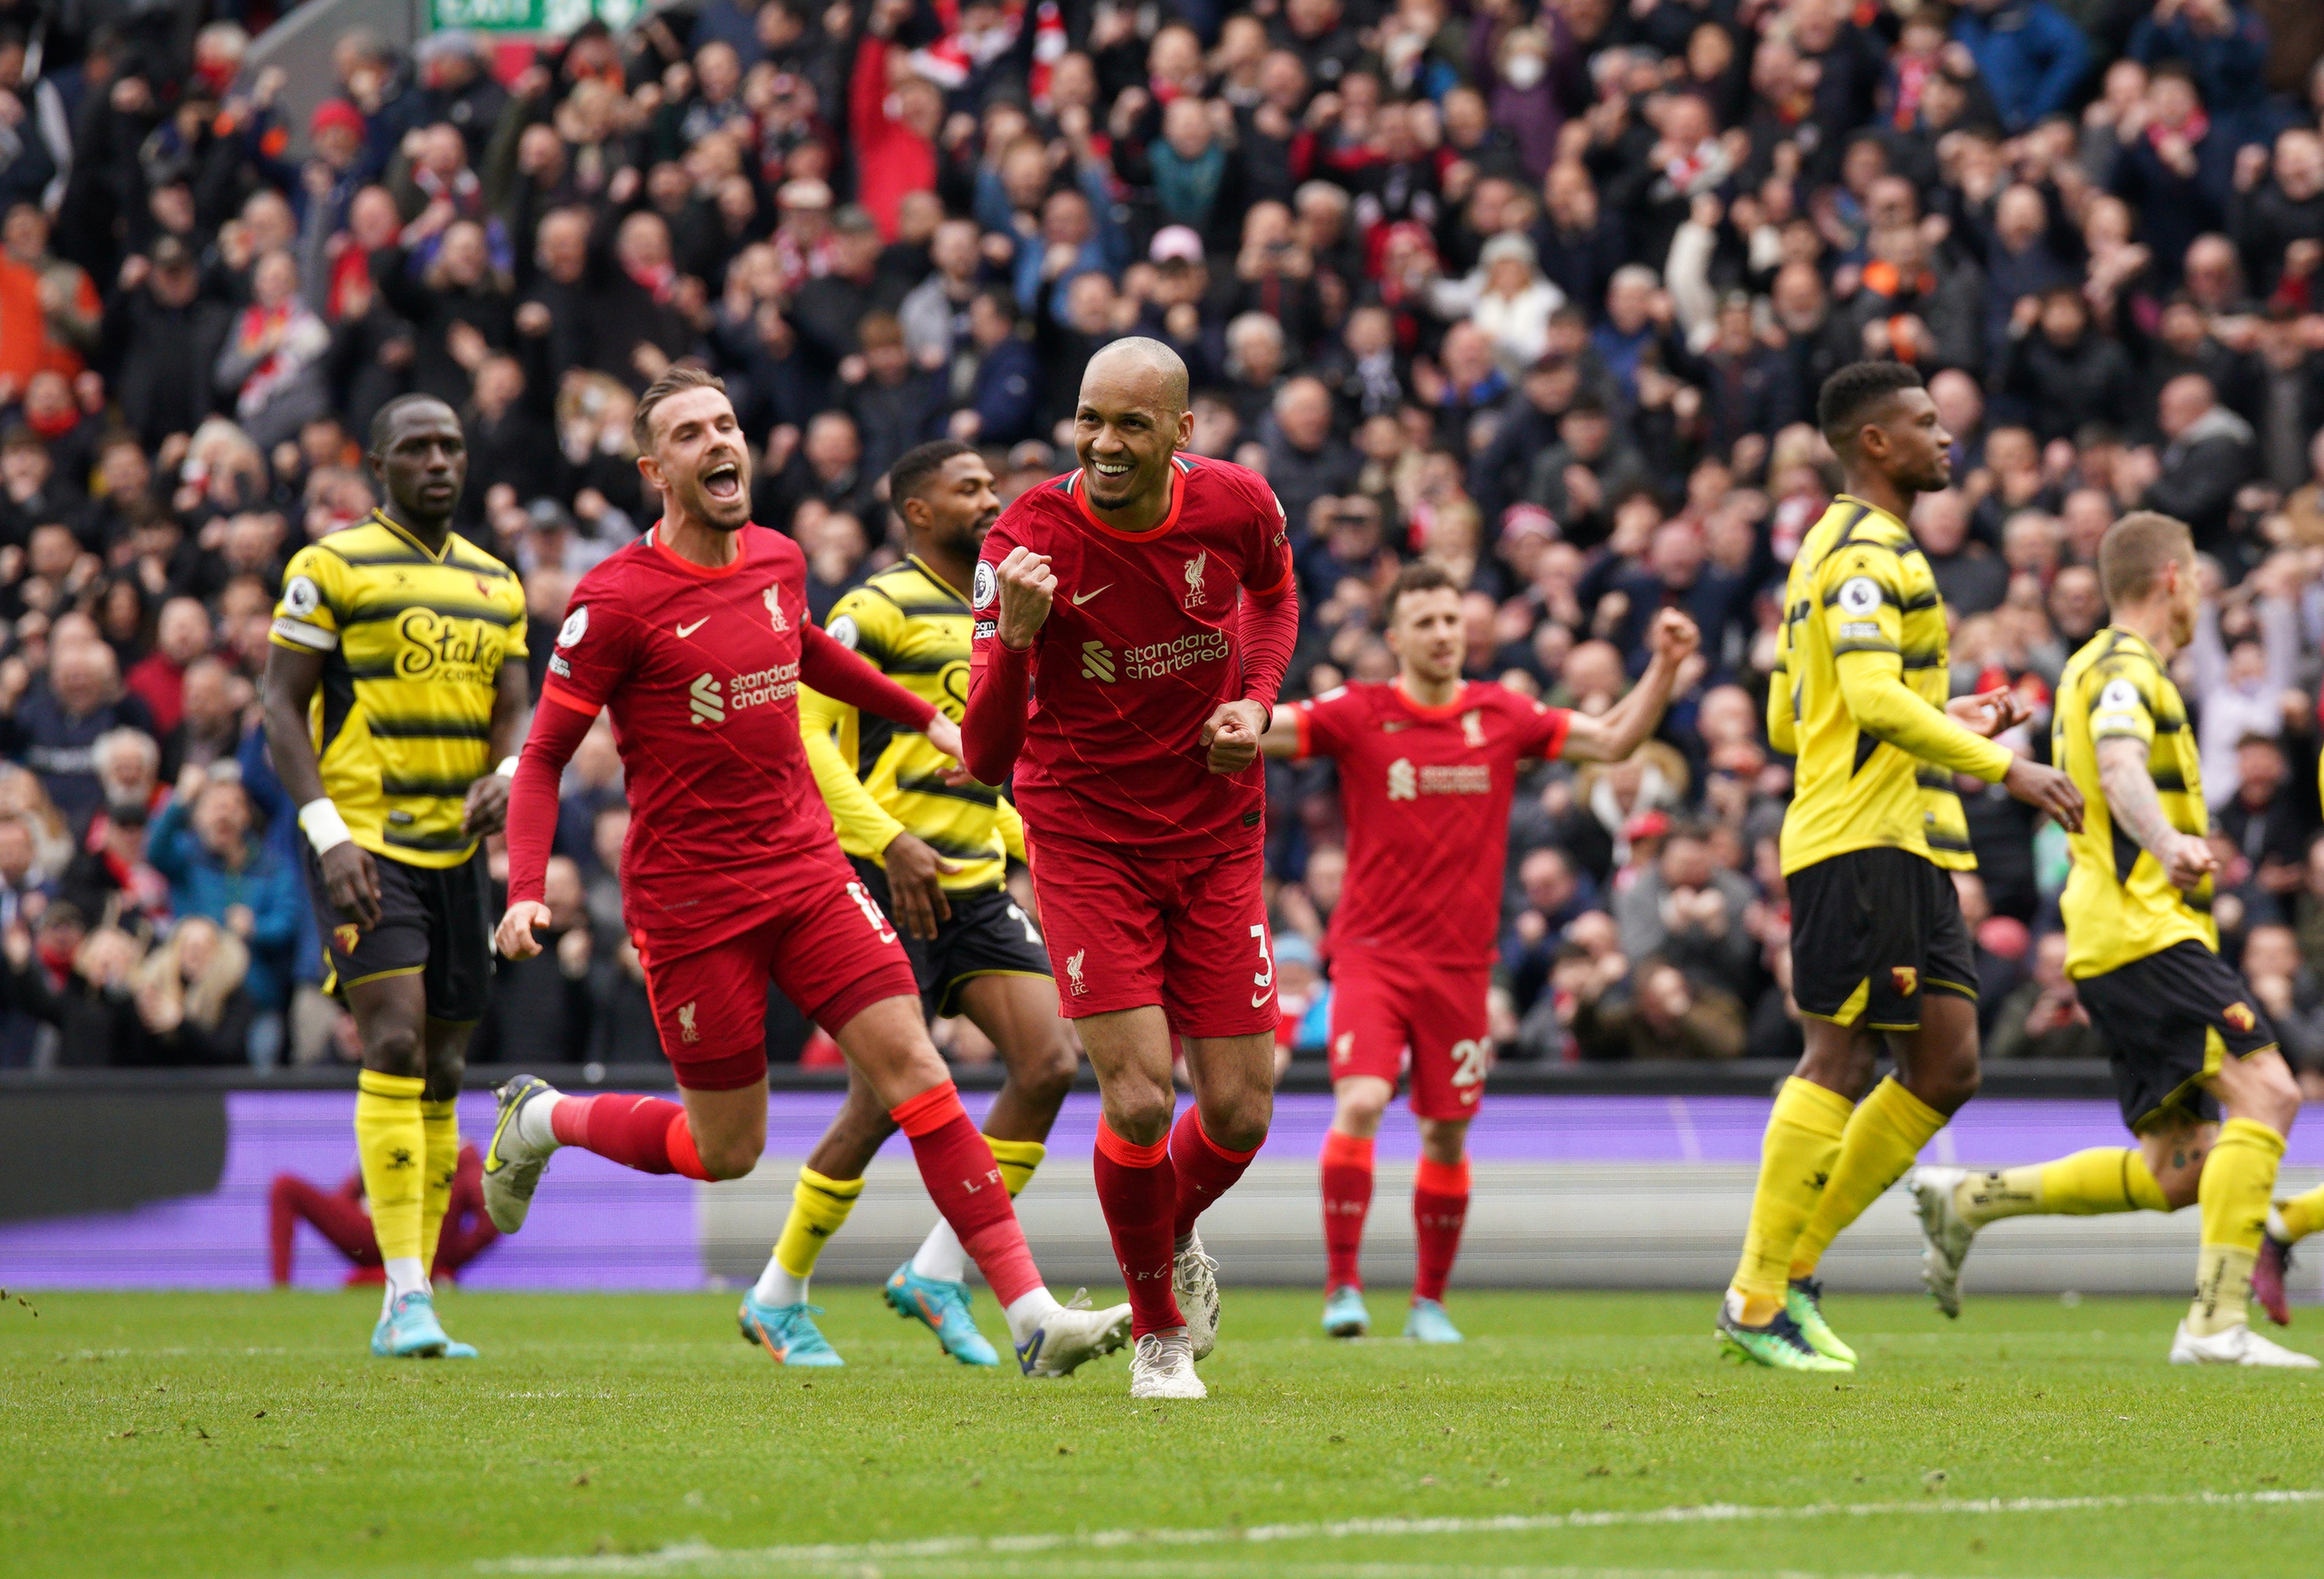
(1952, 0), (2091, 134)
(147, 762), (304, 1065)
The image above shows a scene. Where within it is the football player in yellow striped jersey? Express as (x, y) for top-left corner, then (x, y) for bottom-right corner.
(737, 441), (1078, 1369)
(1906, 512), (2314, 1366)
(1719, 362), (2084, 1372)
(262, 396), (529, 1362)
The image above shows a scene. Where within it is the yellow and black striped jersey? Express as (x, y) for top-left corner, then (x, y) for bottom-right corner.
(800, 555), (1024, 892)
(269, 512), (526, 869)
(1767, 495), (2013, 876)
(2053, 626), (2214, 978)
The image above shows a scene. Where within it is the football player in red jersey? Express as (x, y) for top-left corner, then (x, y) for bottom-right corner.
(961, 339), (1303, 1400)
(1261, 562), (1698, 1343)
(484, 367), (1131, 1378)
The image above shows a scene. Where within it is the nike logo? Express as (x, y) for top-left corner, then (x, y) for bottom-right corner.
(676, 618), (709, 637)
(1252, 989), (1275, 1008)
(1071, 586), (1110, 605)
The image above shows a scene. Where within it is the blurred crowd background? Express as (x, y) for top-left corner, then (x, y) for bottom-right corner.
(0, 0), (2320, 1081)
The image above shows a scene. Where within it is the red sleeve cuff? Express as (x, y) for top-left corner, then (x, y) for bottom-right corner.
(1245, 560), (1294, 603)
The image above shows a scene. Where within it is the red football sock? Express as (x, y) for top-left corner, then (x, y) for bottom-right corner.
(891, 1082), (1042, 1308)
(1094, 1117), (1182, 1337)
(1412, 1155), (1471, 1303)
(1319, 1129), (1375, 1292)
(1170, 1106), (1264, 1241)
(549, 1093), (713, 1182)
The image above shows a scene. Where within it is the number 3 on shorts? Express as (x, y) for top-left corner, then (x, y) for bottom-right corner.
(1248, 923), (1275, 1009)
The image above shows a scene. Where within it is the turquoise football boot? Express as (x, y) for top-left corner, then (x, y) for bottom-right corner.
(736, 1293), (845, 1366)
(1321, 1285), (1371, 1338)
(1404, 1297), (1464, 1344)
(371, 1290), (451, 1359)
(885, 1262), (1000, 1366)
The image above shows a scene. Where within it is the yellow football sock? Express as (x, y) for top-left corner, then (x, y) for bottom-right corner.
(355, 1070), (427, 1267)
(1954, 1148), (2168, 1228)
(2276, 1181), (2324, 1243)
(1731, 1077), (1854, 1324)
(1791, 1077), (1947, 1280)
(2190, 1117), (2285, 1337)
(986, 1136), (1046, 1198)
(418, 1098), (460, 1271)
(772, 1167), (866, 1281)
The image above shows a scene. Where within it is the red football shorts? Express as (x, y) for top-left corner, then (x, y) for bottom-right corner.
(1326, 952), (1493, 1121)
(633, 851), (920, 1090)
(1024, 828), (1277, 1038)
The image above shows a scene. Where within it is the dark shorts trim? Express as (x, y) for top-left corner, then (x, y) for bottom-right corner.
(848, 857), (1053, 1018)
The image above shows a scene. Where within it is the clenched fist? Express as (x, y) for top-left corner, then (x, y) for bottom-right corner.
(992, 546), (1055, 650)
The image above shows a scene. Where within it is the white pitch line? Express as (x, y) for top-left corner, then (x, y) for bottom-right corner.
(766, 1561), (2083, 1579)
(480, 1488), (2324, 1576)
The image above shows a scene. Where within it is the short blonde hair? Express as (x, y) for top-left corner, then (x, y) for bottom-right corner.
(2098, 510), (2194, 607)
(630, 364), (728, 454)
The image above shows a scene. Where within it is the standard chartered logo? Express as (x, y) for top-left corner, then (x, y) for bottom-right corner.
(1080, 641), (1116, 682)
(690, 673), (725, 726)
(1387, 758), (1416, 801)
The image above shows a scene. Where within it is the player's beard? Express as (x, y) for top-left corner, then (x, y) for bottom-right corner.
(1084, 447), (1168, 513)
(683, 452), (752, 532)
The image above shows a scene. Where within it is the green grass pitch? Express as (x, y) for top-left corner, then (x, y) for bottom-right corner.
(7, 1288), (2324, 1579)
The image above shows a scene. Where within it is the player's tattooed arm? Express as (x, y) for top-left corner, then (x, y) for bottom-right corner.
(462, 657), (531, 836)
(260, 641), (382, 929)
(2095, 734), (2215, 890)
(1258, 705), (1305, 759)
(1561, 609), (1700, 763)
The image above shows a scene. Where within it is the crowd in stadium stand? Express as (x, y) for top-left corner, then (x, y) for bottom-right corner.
(0, 0), (2319, 1077)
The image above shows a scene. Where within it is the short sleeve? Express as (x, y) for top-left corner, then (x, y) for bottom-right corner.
(1517, 697), (1573, 760)
(270, 547), (342, 652)
(1817, 545), (1903, 658)
(1293, 686), (1359, 759)
(540, 582), (633, 713)
(2088, 660), (2156, 746)
(1240, 473), (1295, 601)
(826, 587), (897, 671)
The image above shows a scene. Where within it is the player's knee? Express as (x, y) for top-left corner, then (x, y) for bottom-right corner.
(694, 1135), (763, 1181)
(1107, 1084), (1176, 1145)
(364, 1025), (424, 1079)
(2244, 1058), (2303, 1135)
(423, 1056), (465, 1105)
(2158, 1165), (2203, 1212)
(1201, 1087), (1271, 1155)
(1333, 1088), (1388, 1136)
(1022, 1031), (1081, 1107)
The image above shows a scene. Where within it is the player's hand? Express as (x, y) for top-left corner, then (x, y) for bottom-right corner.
(2002, 756), (2084, 833)
(1646, 608), (1700, 667)
(463, 770), (512, 837)
(1202, 698), (1269, 775)
(321, 842), (383, 930)
(495, 901), (552, 961)
(883, 831), (961, 941)
(1947, 686), (2029, 738)
(924, 712), (964, 763)
(994, 547), (1054, 649)
(2161, 831), (2217, 892)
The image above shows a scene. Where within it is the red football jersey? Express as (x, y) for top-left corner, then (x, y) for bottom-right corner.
(542, 526), (853, 954)
(970, 454), (1294, 858)
(1293, 680), (1571, 967)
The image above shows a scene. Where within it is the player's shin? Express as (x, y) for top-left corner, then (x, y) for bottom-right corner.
(551, 1093), (716, 1180)
(2190, 1117), (2287, 1336)
(911, 1138), (1043, 1283)
(1170, 1107), (1264, 1242)
(419, 1099), (460, 1274)
(356, 1070), (430, 1300)
(1094, 1118), (1183, 1336)
(1789, 1076), (1949, 1280)
(1320, 1130), (1375, 1290)
(1412, 1155), (1470, 1303)
(890, 1083), (1054, 1332)
(1730, 1076), (1853, 1325)
(758, 1168), (866, 1306)
(1957, 1149), (2170, 1227)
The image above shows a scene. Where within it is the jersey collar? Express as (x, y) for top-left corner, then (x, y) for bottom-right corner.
(371, 510), (454, 564)
(906, 554), (971, 606)
(645, 520), (754, 579)
(1066, 457), (1189, 542)
(1832, 493), (1906, 533)
(1392, 677), (1474, 720)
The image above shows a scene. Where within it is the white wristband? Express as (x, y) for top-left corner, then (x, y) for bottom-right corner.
(298, 797), (353, 856)
(496, 756), (520, 779)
